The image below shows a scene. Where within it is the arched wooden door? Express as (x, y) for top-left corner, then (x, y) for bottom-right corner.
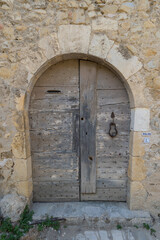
(29, 60), (130, 202)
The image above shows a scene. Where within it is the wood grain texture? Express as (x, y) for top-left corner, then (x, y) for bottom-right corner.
(29, 59), (130, 202)
(81, 188), (127, 201)
(80, 60), (97, 194)
(33, 181), (79, 202)
(92, 62), (130, 201)
(29, 60), (80, 202)
(36, 60), (79, 87)
(97, 65), (124, 90)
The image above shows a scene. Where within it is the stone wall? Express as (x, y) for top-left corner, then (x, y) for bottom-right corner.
(0, 0), (160, 218)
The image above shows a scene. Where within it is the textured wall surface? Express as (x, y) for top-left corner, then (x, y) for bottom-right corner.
(0, 0), (160, 218)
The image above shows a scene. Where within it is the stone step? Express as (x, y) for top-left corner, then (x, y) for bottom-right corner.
(31, 202), (153, 227)
(24, 226), (156, 240)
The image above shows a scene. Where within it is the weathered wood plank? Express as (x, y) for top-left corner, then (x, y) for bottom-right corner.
(96, 134), (129, 156)
(94, 63), (130, 202)
(30, 86), (79, 100)
(97, 119), (130, 135)
(33, 168), (78, 181)
(72, 112), (79, 154)
(97, 89), (129, 106)
(30, 60), (80, 202)
(36, 60), (79, 87)
(80, 60), (97, 194)
(81, 188), (127, 201)
(97, 103), (130, 114)
(29, 112), (72, 131)
(30, 131), (72, 152)
(33, 180), (79, 202)
(32, 152), (78, 169)
(96, 179), (126, 188)
(97, 65), (124, 90)
(97, 168), (127, 180)
(29, 88), (79, 111)
(97, 156), (128, 169)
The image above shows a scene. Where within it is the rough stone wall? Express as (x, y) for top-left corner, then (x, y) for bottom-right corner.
(0, 0), (160, 218)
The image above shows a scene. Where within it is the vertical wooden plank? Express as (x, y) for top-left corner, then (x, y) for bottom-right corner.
(80, 60), (97, 194)
(29, 60), (80, 202)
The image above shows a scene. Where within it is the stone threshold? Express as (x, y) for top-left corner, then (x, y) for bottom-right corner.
(31, 202), (153, 227)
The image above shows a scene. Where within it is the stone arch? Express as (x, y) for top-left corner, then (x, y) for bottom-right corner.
(14, 25), (150, 209)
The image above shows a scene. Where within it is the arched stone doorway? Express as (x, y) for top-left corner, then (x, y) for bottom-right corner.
(29, 59), (130, 202)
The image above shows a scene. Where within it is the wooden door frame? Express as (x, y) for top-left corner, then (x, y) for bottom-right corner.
(19, 53), (148, 210)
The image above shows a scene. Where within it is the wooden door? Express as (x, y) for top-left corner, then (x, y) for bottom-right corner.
(80, 61), (130, 201)
(29, 60), (80, 201)
(29, 60), (130, 202)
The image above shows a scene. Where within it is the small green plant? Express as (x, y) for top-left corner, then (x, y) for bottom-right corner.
(143, 223), (156, 237)
(0, 218), (13, 233)
(37, 216), (60, 232)
(18, 205), (34, 233)
(116, 224), (122, 230)
(0, 207), (61, 240)
(133, 224), (139, 229)
(0, 205), (34, 240)
(143, 223), (150, 230)
(150, 228), (156, 236)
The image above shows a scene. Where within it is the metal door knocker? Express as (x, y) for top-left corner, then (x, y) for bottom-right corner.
(109, 112), (118, 138)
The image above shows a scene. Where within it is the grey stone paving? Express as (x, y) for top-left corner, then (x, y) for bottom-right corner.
(39, 226), (156, 240)
(32, 202), (157, 239)
(32, 202), (152, 226)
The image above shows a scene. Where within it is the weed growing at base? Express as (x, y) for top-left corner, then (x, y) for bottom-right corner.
(0, 206), (60, 240)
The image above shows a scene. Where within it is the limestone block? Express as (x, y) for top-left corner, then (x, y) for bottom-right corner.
(16, 179), (33, 198)
(0, 158), (13, 181)
(89, 34), (114, 58)
(128, 156), (146, 181)
(130, 108), (150, 131)
(21, 52), (47, 75)
(144, 194), (160, 218)
(0, 193), (27, 222)
(146, 60), (158, 70)
(128, 181), (147, 210)
(107, 44), (143, 79)
(12, 111), (25, 132)
(101, 5), (118, 14)
(92, 17), (118, 32)
(38, 33), (59, 60)
(14, 157), (32, 181)
(72, 9), (86, 24)
(88, 11), (97, 18)
(0, 67), (12, 79)
(129, 131), (145, 157)
(58, 25), (91, 54)
(15, 93), (25, 111)
(143, 169), (160, 193)
(135, 0), (150, 12)
(11, 131), (31, 159)
(144, 20), (156, 29)
(0, 64), (18, 79)
(144, 48), (157, 57)
(3, 27), (14, 40)
(12, 132), (26, 159)
(156, 31), (160, 38)
(127, 77), (148, 108)
(118, 13), (128, 20)
(119, 2), (135, 14)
